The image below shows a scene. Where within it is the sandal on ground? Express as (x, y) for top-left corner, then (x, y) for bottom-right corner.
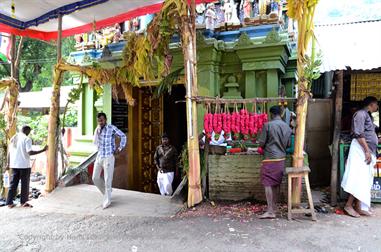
(258, 212), (276, 219)
(7, 204), (16, 209)
(22, 203), (33, 208)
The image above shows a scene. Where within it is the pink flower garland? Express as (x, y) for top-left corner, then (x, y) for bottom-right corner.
(213, 113), (223, 140)
(231, 110), (241, 140)
(204, 112), (213, 139)
(222, 111), (231, 137)
(240, 109), (250, 140)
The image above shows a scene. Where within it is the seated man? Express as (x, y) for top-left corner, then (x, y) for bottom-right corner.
(154, 134), (178, 196)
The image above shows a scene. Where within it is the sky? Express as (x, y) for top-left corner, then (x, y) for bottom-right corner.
(314, 0), (381, 25)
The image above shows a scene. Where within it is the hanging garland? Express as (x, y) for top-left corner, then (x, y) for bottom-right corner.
(202, 102), (269, 142)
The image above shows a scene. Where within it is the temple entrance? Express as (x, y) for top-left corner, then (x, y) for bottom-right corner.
(127, 85), (187, 193)
(163, 85), (187, 156)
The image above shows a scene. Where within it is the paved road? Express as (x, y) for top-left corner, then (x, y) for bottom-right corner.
(1, 205), (381, 252)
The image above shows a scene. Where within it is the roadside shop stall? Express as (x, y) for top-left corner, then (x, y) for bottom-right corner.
(197, 96), (304, 202)
(338, 72), (381, 203)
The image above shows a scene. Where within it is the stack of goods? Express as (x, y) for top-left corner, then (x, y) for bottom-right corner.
(351, 73), (381, 101)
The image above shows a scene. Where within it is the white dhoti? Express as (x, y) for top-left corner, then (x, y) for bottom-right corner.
(341, 139), (376, 211)
(157, 171), (174, 196)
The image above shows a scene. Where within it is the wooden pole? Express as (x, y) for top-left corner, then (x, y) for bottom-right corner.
(8, 35), (18, 139)
(184, 0), (202, 207)
(46, 14), (63, 192)
(10, 35), (16, 78)
(57, 16), (62, 62)
(330, 70), (343, 206)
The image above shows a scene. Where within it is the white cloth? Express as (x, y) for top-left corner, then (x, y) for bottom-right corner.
(9, 133), (33, 169)
(157, 171), (174, 196)
(93, 126), (100, 146)
(93, 156), (115, 207)
(341, 139), (376, 211)
(202, 130), (232, 146)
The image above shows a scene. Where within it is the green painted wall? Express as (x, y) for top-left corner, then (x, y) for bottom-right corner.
(75, 31), (296, 139)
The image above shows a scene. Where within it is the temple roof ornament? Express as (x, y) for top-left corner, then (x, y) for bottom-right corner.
(264, 27), (282, 44)
(235, 32), (253, 48)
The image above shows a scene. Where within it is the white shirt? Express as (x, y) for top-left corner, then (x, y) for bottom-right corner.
(9, 132), (33, 169)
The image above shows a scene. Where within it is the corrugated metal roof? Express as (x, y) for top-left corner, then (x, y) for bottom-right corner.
(315, 20), (381, 72)
(0, 86), (77, 110)
(18, 86), (77, 109)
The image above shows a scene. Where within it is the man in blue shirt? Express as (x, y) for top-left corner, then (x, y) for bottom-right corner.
(93, 112), (127, 209)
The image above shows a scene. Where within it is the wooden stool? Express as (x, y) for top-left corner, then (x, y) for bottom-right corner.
(286, 166), (317, 221)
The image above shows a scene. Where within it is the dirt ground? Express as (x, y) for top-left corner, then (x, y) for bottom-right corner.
(1, 203), (381, 252)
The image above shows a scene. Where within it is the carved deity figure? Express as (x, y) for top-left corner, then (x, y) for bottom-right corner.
(243, 0), (252, 18)
(230, 0), (241, 24)
(222, 0), (233, 22)
(205, 3), (217, 30)
(113, 23), (121, 43)
(196, 3), (206, 25)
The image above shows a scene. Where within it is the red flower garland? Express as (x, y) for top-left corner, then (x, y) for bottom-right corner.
(222, 111), (231, 137)
(204, 112), (213, 139)
(213, 113), (223, 140)
(249, 113), (258, 139)
(231, 110), (241, 140)
(257, 113), (269, 133)
(240, 109), (249, 140)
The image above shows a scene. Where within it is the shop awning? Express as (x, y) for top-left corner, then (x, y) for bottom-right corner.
(0, 0), (213, 41)
(315, 20), (381, 73)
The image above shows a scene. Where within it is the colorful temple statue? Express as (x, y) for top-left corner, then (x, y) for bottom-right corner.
(196, 3), (206, 25)
(259, 0), (268, 15)
(113, 23), (122, 43)
(100, 24), (122, 47)
(253, 0), (260, 17)
(205, 4), (217, 30)
(132, 18), (140, 31)
(222, 0), (233, 23)
(230, 0), (241, 24)
(243, 0), (253, 18)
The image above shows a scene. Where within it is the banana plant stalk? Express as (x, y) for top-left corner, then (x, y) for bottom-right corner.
(287, 0), (319, 205)
(180, 0), (202, 207)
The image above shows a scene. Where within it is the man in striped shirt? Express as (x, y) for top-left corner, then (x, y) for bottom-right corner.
(93, 112), (127, 209)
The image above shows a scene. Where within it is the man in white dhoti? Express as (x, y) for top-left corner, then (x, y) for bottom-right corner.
(154, 134), (178, 196)
(341, 96), (379, 217)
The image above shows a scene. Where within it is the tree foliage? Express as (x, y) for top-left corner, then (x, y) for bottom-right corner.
(0, 37), (75, 92)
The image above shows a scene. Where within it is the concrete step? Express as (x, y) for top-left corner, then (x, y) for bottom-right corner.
(69, 156), (87, 165)
(67, 143), (96, 157)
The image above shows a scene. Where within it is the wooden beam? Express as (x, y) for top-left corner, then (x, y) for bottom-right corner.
(46, 14), (63, 193)
(194, 96), (296, 104)
(330, 70), (343, 206)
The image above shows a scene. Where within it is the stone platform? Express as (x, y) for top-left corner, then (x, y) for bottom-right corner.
(32, 184), (183, 217)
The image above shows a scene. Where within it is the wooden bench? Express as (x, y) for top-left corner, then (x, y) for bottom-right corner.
(286, 166), (317, 221)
